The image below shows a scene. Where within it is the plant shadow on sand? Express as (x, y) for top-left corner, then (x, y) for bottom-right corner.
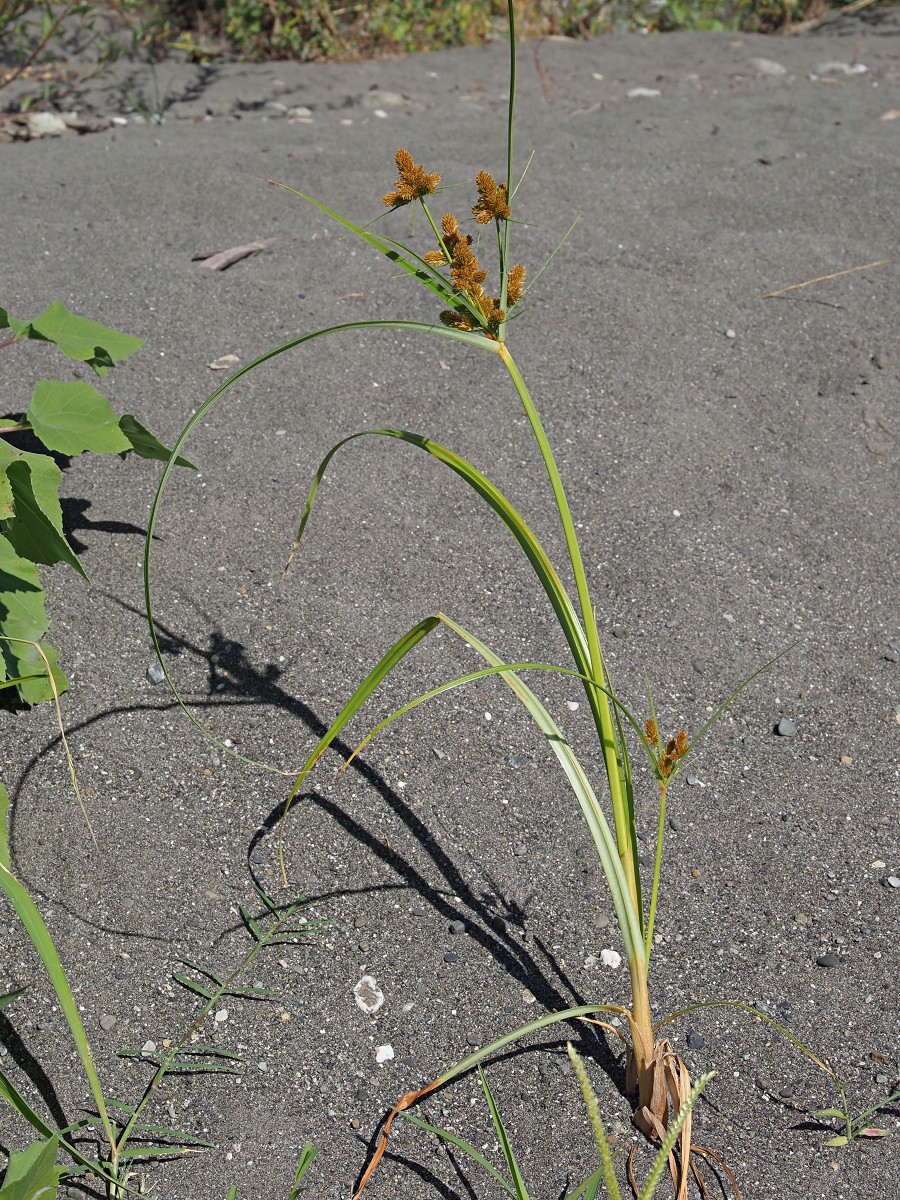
(9, 589), (630, 1066)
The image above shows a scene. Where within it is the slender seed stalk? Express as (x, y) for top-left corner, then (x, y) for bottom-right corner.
(644, 781), (667, 958)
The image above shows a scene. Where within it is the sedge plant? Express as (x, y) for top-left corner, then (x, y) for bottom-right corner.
(142, 2), (833, 1195)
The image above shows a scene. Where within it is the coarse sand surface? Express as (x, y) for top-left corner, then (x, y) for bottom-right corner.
(1, 9), (898, 1199)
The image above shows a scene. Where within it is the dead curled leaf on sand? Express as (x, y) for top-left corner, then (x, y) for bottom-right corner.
(192, 238), (274, 271)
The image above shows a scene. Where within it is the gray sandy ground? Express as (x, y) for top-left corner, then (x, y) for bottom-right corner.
(1, 10), (899, 1200)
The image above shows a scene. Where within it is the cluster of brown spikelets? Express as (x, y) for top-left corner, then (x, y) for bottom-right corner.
(644, 721), (689, 780)
(383, 149), (525, 335)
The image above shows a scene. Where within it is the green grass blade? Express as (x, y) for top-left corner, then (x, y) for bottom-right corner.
(478, 1065), (531, 1199)
(682, 643), (796, 763)
(567, 1044), (622, 1200)
(238, 905), (263, 942)
(265, 179), (487, 327)
(176, 958), (224, 984)
(0, 986), (25, 1012)
(282, 426), (590, 673)
(287, 1144), (319, 1197)
(564, 1166), (606, 1200)
(520, 215), (581, 301)
(144, 320), (495, 779)
(277, 615), (441, 879)
(638, 1073), (714, 1200)
(652, 999), (835, 1078)
(0, 783), (116, 1156)
(170, 974), (214, 1000)
(399, 1110), (521, 1197)
(438, 616), (644, 967)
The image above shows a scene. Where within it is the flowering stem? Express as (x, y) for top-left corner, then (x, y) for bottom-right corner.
(645, 781), (667, 959)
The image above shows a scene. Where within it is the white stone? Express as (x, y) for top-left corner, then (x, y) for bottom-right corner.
(375, 1044), (394, 1063)
(27, 111), (68, 138)
(353, 974), (384, 1014)
(600, 948), (622, 969)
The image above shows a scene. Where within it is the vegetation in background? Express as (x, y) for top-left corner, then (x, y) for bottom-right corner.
(0, 0), (864, 99)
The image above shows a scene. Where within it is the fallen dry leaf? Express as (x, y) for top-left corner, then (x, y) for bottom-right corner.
(880, 109), (900, 121)
(194, 239), (275, 271)
(208, 354), (240, 371)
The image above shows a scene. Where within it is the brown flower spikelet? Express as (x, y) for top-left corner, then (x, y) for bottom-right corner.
(450, 239), (487, 293)
(383, 148), (441, 208)
(472, 170), (511, 223)
(645, 719), (660, 748)
(439, 310), (475, 331)
(506, 263), (526, 306)
(424, 213), (473, 264)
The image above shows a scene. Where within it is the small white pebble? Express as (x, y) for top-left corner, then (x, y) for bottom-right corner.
(673, 509), (681, 518)
(214, 1009), (228, 1024)
(375, 1044), (394, 1063)
(600, 948), (622, 969)
(725, 328), (737, 339)
(484, 712), (492, 721)
(566, 701), (580, 711)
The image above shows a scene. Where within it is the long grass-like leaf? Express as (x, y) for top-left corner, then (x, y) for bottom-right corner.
(564, 1165), (606, 1200)
(144, 320), (496, 778)
(288, 1144), (320, 1196)
(282, 426), (588, 669)
(0, 1069), (97, 1175)
(438, 615), (644, 966)
(478, 1065), (531, 1199)
(399, 1109), (521, 1197)
(266, 180), (489, 328)
(652, 1000), (835, 1077)
(355, 1003), (630, 1198)
(0, 783), (116, 1156)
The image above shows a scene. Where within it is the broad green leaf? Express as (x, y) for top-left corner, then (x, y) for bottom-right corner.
(3, 461), (85, 577)
(27, 381), (131, 457)
(26, 302), (143, 376)
(0, 463), (12, 520)
(117, 415), (197, 470)
(0, 534), (67, 705)
(815, 1108), (844, 1119)
(0, 443), (65, 535)
(824, 1136), (849, 1148)
(0, 1133), (64, 1200)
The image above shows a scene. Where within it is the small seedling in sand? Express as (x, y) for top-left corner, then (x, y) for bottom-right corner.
(814, 1080), (899, 1149)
